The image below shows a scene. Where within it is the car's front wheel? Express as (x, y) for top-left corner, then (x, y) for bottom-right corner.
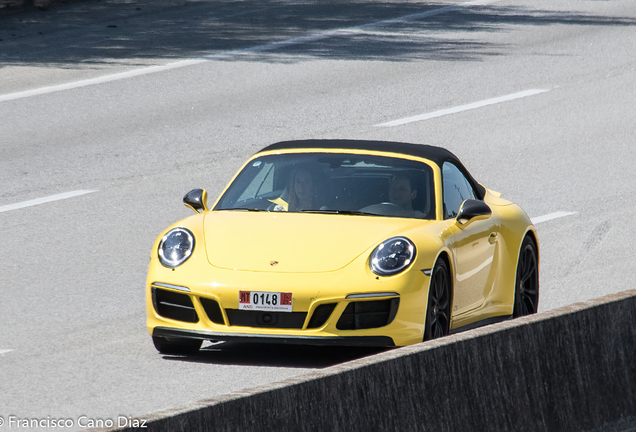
(423, 259), (451, 341)
(152, 335), (202, 355)
(513, 236), (539, 317)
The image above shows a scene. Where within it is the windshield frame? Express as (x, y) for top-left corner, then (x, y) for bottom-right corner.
(212, 149), (439, 220)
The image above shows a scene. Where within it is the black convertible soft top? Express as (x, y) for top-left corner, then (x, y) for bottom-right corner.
(259, 139), (485, 199)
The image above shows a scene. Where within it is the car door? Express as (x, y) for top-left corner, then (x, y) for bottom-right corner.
(442, 162), (498, 316)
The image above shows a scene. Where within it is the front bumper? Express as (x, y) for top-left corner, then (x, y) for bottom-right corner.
(146, 254), (431, 347)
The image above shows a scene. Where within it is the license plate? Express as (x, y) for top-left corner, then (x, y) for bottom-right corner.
(239, 291), (293, 312)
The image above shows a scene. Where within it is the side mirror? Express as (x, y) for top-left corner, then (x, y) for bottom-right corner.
(183, 189), (209, 214)
(456, 199), (491, 225)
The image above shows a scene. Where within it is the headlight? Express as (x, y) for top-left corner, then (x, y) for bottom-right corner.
(370, 237), (416, 276)
(158, 228), (195, 268)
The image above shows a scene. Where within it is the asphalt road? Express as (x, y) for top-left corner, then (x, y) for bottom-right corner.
(1, 0), (635, 429)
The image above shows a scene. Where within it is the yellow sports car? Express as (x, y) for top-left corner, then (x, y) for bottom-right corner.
(147, 140), (539, 353)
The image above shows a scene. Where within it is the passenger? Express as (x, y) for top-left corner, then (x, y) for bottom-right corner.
(288, 168), (317, 211)
(271, 167), (319, 212)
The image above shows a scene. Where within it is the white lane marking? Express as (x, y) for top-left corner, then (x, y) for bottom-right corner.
(374, 89), (550, 127)
(0, 60), (206, 103)
(375, 89), (550, 127)
(0, 349), (14, 355)
(531, 211), (577, 225)
(0, 0), (499, 103)
(0, 190), (98, 213)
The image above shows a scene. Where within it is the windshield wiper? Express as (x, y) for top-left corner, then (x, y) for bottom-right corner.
(219, 208), (380, 215)
(299, 209), (378, 216)
(218, 208), (268, 212)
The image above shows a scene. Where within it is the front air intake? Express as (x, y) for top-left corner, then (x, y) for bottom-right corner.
(336, 298), (399, 330)
(152, 288), (199, 323)
(307, 303), (337, 329)
(200, 297), (225, 325)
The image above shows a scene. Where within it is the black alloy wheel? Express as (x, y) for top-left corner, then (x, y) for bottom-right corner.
(513, 236), (539, 317)
(424, 259), (451, 341)
(152, 335), (202, 355)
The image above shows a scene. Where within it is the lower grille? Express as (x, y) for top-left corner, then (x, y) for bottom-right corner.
(336, 298), (399, 330)
(225, 309), (307, 329)
(152, 288), (199, 323)
(200, 298), (225, 325)
(307, 303), (337, 329)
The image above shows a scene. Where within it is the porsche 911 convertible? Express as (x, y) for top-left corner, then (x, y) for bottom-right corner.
(147, 140), (539, 353)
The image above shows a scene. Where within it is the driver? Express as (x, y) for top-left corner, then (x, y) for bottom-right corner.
(388, 175), (425, 217)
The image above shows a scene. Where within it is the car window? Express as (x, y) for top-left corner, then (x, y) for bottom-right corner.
(215, 153), (436, 220)
(442, 162), (476, 219)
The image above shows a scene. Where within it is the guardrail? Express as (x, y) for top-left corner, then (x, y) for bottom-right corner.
(94, 289), (636, 432)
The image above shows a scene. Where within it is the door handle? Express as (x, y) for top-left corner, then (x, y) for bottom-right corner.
(488, 232), (499, 244)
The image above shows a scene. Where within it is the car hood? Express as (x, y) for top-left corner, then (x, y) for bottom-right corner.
(204, 211), (428, 273)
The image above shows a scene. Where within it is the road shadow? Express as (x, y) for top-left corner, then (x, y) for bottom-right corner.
(162, 340), (391, 368)
(1, 0), (635, 67)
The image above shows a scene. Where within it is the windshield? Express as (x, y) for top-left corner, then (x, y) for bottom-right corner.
(214, 153), (435, 219)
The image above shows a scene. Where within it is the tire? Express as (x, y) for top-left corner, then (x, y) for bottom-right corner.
(423, 259), (451, 341)
(152, 335), (202, 355)
(513, 236), (539, 317)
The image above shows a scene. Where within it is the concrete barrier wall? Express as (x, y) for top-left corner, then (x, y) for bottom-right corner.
(101, 289), (636, 432)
